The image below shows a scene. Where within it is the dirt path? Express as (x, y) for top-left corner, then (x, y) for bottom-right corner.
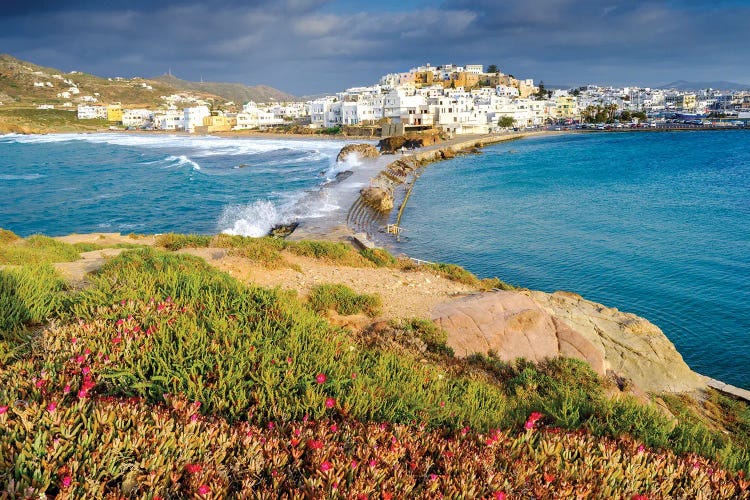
(180, 248), (475, 321)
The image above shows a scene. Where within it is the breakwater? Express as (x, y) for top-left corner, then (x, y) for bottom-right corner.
(346, 132), (533, 238)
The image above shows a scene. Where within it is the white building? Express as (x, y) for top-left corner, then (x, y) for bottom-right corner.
(77, 104), (107, 119)
(183, 106), (211, 133)
(235, 101), (284, 129)
(122, 109), (153, 128)
(153, 108), (184, 130)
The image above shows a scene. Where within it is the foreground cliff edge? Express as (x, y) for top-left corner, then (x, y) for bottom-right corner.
(1, 230), (749, 497)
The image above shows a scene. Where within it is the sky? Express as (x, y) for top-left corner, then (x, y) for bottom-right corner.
(1, 0), (749, 95)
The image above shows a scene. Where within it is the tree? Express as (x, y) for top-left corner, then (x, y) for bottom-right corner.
(487, 64), (499, 74)
(535, 81), (547, 100)
(498, 116), (515, 128)
(619, 110), (632, 122)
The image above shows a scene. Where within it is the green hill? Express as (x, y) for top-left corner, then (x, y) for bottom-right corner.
(152, 73), (296, 104)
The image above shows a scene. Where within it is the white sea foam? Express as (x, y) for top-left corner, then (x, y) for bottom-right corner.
(165, 155), (201, 170)
(0, 173), (45, 180)
(2, 132), (353, 160)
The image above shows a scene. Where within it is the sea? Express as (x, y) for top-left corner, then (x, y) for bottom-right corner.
(393, 130), (750, 389)
(0, 133), (381, 237)
(1, 130), (748, 389)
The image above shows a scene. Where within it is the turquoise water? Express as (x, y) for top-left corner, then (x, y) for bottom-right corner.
(0, 133), (360, 237)
(395, 131), (750, 389)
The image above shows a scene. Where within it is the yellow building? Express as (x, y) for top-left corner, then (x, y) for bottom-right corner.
(680, 94), (696, 111)
(106, 103), (123, 123)
(555, 95), (578, 119)
(414, 71), (435, 87)
(195, 112), (234, 133)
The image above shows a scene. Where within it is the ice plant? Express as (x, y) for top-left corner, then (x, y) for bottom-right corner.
(325, 397), (336, 409)
(320, 461), (332, 472)
(493, 492), (507, 500)
(61, 475), (72, 488)
(47, 402), (57, 413)
(197, 484), (211, 495)
(315, 373), (327, 384)
(0, 405), (8, 414)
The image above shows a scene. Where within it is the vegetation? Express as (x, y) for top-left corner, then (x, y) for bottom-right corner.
(424, 262), (515, 291)
(487, 64), (499, 74)
(498, 116), (516, 128)
(0, 231), (79, 265)
(308, 283), (382, 317)
(0, 236), (748, 496)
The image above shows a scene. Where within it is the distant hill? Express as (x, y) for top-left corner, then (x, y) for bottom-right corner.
(657, 80), (750, 91)
(0, 53), (221, 108)
(152, 74), (296, 104)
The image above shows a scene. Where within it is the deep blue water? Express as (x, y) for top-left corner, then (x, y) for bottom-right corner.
(0, 133), (357, 237)
(394, 131), (750, 389)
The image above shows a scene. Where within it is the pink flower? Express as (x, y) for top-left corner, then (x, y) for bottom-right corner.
(315, 373), (327, 384)
(63, 384), (71, 394)
(35, 379), (46, 389)
(190, 414), (198, 422)
(75, 355), (85, 364)
(524, 420), (535, 430)
(47, 402), (57, 413)
(81, 366), (91, 375)
(330, 423), (338, 432)
(307, 440), (324, 450)
(325, 397), (336, 409)
(320, 461), (332, 472)
(631, 495), (649, 500)
(193, 401), (201, 409)
(528, 411), (543, 423)
(185, 463), (202, 474)
(351, 460), (358, 469)
(111, 335), (122, 344)
(368, 459), (377, 468)
(78, 389), (88, 399)
(351, 373), (357, 379)
(197, 484), (210, 495)
(61, 475), (72, 488)
(493, 492), (507, 500)
(637, 445), (645, 454)
(429, 473), (438, 482)
(0, 405), (8, 414)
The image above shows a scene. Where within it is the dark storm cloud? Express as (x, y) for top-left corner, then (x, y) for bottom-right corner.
(0, 0), (747, 94)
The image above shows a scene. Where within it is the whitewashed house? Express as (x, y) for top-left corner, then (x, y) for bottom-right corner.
(122, 109), (153, 128)
(183, 106), (211, 133)
(153, 108), (184, 130)
(77, 104), (107, 119)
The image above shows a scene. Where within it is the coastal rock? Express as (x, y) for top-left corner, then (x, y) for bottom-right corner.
(378, 132), (441, 153)
(359, 186), (394, 212)
(336, 143), (380, 163)
(432, 290), (706, 394)
(432, 291), (606, 373)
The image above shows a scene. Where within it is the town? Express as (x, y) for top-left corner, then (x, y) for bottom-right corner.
(30, 63), (750, 135)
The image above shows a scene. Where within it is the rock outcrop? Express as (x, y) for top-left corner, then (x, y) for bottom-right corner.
(336, 143), (380, 163)
(359, 186), (394, 212)
(432, 290), (706, 394)
(378, 132), (442, 153)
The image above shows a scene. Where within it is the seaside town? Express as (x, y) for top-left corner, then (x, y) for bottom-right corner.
(15, 63), (750, 135)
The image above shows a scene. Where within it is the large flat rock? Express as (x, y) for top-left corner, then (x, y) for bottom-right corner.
(433, 290), (705, 394)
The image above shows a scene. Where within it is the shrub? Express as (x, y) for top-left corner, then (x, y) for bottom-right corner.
(399, 318), (453, 356)
(0, 264), (65, 332)
(154, 233), (213, 250)
(0, 235), (79, 265)
(213, 234), (289, 268)
(0, 228), (20, 244)
(424, 262), (479, 286)
(289, 240), (372, 267)
(308, 283), (381, 317)
(361, 247), (398, 267)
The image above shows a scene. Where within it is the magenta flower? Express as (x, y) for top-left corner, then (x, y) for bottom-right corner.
(47, 402), (57, 413)
(185, 463), (202, 474)
(197, 484), (210, 495)
(351, 460), (358, 468)
(320, 461), (332, 472)
(330, 423), (338, 432)
(0, 405), (8, 414)
(61, 475), (72, 488)
(63, 384), (71, 394)
(315, 373), (327, 384)
(493, 492), (507, 500)
(325, 397), (336, 409)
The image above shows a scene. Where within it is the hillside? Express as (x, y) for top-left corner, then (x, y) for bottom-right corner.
(0, 54), (221, 109)
(658, 80), (750, 91)
(1, 230), (749, 497)
(153, 73), (296, 104)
